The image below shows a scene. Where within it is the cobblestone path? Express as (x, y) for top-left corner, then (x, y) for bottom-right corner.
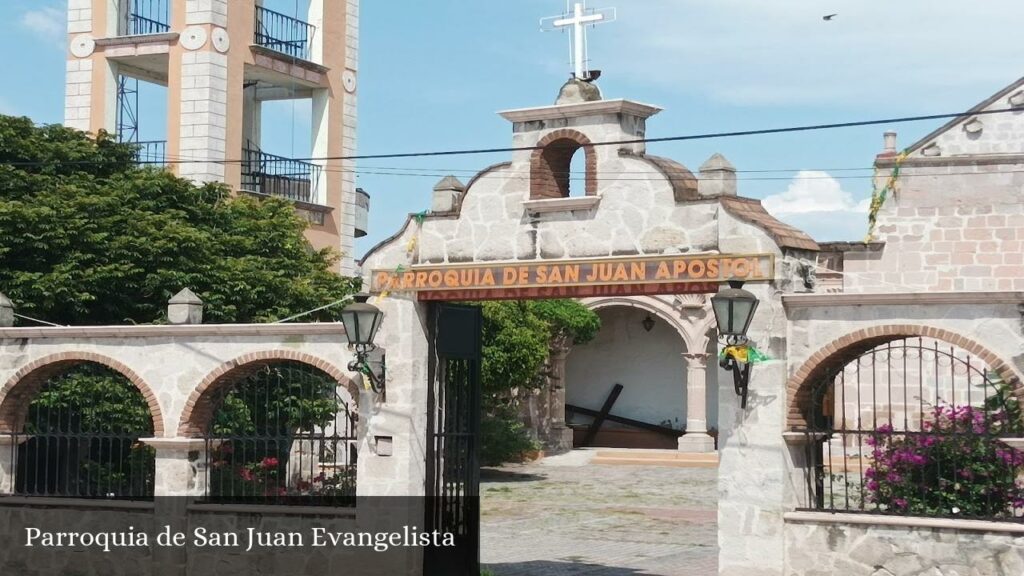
(480, 461), (718, 576)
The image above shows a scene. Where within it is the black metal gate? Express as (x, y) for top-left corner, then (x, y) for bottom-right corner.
(424, 303), (482, 576)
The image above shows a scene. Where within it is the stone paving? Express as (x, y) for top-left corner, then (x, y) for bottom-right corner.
(480, 459), (718, 576)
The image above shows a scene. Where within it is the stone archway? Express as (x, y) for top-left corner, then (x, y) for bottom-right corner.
(178, 349), (359, 436)
(787, 324), (1024, 430)
(0, 352), (164, 436)
(570, 295), (719, 451)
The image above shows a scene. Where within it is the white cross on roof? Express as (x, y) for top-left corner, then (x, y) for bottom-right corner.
(541, 2), (616, 81)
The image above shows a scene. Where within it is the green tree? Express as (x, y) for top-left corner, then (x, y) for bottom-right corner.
(0, 117), (359, 496)
(0, 115), (358, 325)
(478, 300), (600, 465)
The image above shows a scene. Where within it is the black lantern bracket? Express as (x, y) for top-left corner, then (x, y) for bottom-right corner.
(719, 346), (752, 409)
(710, 280), (761, 410)
(349, 345), (386, 394)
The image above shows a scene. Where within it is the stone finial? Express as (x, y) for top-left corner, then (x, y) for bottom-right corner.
(167, 288), (203, 325)
(883, 131), (898, 153)
(555, 77), (602, 105)
(431, 175), (466, 213)
(0, 292), (13, 327)
(697, 153), (737, 197)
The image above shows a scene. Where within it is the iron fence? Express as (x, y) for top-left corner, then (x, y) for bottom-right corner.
(125, 0), (170, 35)
(254, 5), (315, 60)
(2, 363), (155, 499)
(203, 362), (356, 506)
(241, 147), (320, 203)
(797, 338), (1024, 521)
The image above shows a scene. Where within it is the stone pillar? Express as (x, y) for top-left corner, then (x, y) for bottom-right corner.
(678, 352), (716, 452)
(0, 436), (28, 494)
(139, 437), (210, 497)
(139, 437), (210, 576)
(545, 340), (574, 453)
(167, 288), (203, 325)
(0, 292), (13, 327)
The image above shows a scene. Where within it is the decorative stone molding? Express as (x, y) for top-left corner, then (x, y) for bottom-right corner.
(180, 26), (208, 51)
(1009, 90), (1024, 108)
(674, 294), (706, 310)
(69, 34), (96, 58)
(211, 27), (230, 53)
(920, 142), (942, 157)
(522, 196), (600, 214)
(783, 291), (1024, 309)
(0, 323), (347, 339)
(963, 117), (984, 134)
(784, 511), (1024, 535)
(342, 69), (357, 93)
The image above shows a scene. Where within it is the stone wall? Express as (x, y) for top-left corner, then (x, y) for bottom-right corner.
(844, 162), (1024, 292)
(784, 513), (1024, 576)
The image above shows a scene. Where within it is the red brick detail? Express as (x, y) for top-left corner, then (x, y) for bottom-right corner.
(786, 325), (1023, 429)
(177, 350), (358, 437)
(0, 353), (164, 436)
(529, 129), (597, 199)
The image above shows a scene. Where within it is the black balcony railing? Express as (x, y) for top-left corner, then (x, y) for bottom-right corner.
(125, 0), (170, 35)
(241, 147), (320, 204)
(254, 5), (315, 60)
(133, 140), (167, 166)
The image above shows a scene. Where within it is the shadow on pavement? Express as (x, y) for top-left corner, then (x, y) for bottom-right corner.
(480, 467), (546, 483)
(485, 560), (657, 576)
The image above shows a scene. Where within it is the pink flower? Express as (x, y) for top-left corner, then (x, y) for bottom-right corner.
(239, 468), (254, 482)
(261, 457), (279, 469)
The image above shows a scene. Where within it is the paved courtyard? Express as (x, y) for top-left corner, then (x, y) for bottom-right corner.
(480, 457), (718, 576)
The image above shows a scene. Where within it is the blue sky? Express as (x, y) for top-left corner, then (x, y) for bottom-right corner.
(3, 1), (1022, 258)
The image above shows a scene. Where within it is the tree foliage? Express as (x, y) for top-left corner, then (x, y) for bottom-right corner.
(0, 117), (360, 497)
(0, 115), (358, 325)
(477, 300), (600, 465)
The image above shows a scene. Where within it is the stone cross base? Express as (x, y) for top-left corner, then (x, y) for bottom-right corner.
(677, 432), (716, 453)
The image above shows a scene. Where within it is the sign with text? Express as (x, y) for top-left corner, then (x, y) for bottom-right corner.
(371, 253), (774, 301)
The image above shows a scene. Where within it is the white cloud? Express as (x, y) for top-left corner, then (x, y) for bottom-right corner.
(762, 170), (867, 215)
(20, 6), (64, 49)
(604, 0), (1024, 109)
(763, 171), (870, 240)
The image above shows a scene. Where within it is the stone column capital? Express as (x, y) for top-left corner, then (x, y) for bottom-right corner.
(682, 352), (711, 368)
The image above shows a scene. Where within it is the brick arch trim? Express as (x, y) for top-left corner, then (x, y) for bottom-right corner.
(787, 325), (1023, 429)
(530, 129), (597, 199)
(178, 350), (359, 437)
(0, 352), (164, 436)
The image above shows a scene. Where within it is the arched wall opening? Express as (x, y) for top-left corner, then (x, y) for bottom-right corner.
(565, 306), (690, 449)
(529, 129), (597, 199)
(0, 355), (160, 498)
(180, 352), (359, 505)
(789, 327), (1024, 519)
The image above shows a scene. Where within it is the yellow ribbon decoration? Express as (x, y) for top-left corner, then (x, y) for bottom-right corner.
(865, 151), (907, 242)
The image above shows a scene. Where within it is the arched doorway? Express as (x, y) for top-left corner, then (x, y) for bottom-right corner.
(566, 306), (687, 449)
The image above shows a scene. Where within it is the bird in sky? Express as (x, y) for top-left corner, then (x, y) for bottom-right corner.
(823, 13), (838, 21)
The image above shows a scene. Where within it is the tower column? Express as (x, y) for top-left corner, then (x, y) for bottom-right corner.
(678, 352), (715, 452)
(545, 338), (574, 453)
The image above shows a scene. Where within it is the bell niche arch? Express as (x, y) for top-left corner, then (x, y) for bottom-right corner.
(529, 129), (597, 199)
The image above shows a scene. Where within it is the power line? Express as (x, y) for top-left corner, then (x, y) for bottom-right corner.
(4, 106), (1020, 168)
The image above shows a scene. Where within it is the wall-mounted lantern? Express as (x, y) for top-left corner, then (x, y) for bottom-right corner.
(641, 313), (655, 332)
(711, 281), (760, 409)
(341, 294), (386, 393)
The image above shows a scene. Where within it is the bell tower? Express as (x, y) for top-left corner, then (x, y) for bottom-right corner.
(64, 0), (367, 273)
